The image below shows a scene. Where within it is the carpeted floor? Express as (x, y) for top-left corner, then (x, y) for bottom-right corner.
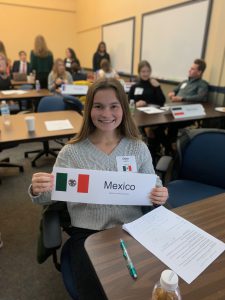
(0, 142), (71, 300)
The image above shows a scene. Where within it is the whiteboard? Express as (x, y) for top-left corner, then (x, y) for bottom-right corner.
(102, 18), (135, 75)
(141, 0), (212, 81)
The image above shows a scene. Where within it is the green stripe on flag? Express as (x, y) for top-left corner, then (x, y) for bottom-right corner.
(56, 173), (68, 191)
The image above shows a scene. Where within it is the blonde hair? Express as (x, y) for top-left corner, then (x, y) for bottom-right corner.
(52, 58), (67, 80)
(34, 35), (50, 57)
(69, 78), (140, 144)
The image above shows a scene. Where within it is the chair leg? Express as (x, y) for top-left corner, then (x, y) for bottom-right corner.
(31, 141), (59, 167)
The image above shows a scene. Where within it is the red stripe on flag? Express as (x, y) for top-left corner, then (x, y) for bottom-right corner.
(77, 174), (89, 193)
(128, 165), (132, 171)
(174, 112), (184, 116)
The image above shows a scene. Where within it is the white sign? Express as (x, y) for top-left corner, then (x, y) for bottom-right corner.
(171, 104), (205, 119)
(123, 206), (225, 284)
(61, 84), (88, 95)
(51, 167), (157, 205)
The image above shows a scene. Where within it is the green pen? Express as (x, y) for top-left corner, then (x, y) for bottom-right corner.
(120, 239), (138, 279)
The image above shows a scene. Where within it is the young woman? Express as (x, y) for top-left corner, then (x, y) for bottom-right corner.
(48, 58), (73, 92)
(0, 41), (11, 76)
(92, 41), (110, 72)
(30, 35), (53, 88)
(0, 54), (11, 90)
(96, 58), (119, 80)
(29, 78), (168, 300)
(64, 48), (80, 74)
(129, 60), (167, 164)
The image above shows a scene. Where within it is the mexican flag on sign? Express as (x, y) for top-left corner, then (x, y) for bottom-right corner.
(56, 172), (90, 193)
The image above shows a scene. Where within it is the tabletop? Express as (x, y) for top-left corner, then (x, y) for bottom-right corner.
(85, 193), (225, 300)
(0, 110), (83, 145)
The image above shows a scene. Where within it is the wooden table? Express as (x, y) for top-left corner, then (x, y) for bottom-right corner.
(134, 102), (225, 129)
(0, 110), (83, 146)
(11, 79), (35, 87)
(85, 193), (225, 300)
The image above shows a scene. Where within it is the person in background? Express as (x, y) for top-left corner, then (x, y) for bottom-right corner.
(129, 60), (167, 164)
(96, 58), (119, 80)
(0, 232), (3, 249)
(167, 59), (209, 154)
(168, 59), (208, 102)
(0, 41), (11, 76)
(92, 41), (110, 72)
(30, 35), (53, 88)
(48, 58), (73, 92)
(64, 48), (80, 74)
(29, 78), (168, 300)
(71, 61), (87, 81)
(0, 54), (12, 90)
(12, 50), (31, 75)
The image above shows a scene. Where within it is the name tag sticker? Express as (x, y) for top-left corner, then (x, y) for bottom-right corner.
(134, 87), (144, 95)
(116, 156), (137, 172)
(180, 82), (187, 89)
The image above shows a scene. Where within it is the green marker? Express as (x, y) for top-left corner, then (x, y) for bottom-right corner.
(120, 239), (138, 279)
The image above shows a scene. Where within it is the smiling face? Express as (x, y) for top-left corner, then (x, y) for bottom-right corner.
(139, 65), (151, 81)
(91, 88), (123, 134)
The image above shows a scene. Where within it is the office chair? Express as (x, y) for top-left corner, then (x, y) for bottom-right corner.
(164, 128), (225, 208)
(38, 202), (79, 300)
(24, 95), (83, 167)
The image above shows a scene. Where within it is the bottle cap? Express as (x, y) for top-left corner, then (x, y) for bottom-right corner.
(160, 270), (178, 291)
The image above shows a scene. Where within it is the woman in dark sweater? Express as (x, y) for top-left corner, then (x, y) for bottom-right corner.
(30, 35), (53, 89)
(129, 60), (165, 107)
(129, 60), (167, 165)
(92, 41), (110, 72)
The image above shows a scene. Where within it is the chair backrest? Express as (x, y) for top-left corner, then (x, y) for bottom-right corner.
(38, 96), (66, 112)
(178, 129), (225, 189)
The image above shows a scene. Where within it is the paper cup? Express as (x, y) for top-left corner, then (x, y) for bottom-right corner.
(25, 116), (35, 132)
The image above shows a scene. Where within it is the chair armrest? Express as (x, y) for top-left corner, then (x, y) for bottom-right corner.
(43, 210), (62, 249)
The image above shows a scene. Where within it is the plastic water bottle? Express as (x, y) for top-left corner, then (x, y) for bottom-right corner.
(152, 270), (182, 300)
(35, 80), (40, 92)
(129, 99), (135, 115)
(1, 100), (11, 125)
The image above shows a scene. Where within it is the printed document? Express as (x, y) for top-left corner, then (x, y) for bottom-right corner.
(123, 206), (225, 283)
(51, 167), (157, 205)
(45, 120), (73, 131)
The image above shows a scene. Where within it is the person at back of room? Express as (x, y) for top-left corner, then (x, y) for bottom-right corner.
(30, 35), (53, 89)
(96, 58), (119, 80)
(64, 48), (80, 74)
(48, 58), (73, 93)
(0, 54), (12, 90)
(128, 60), (167, 164)
(12, 50), (31, 75)
(92, 41), (110, 72)
(0, 40), (11, 76)
(71, 61), (87, 81)
(29, 78), (168, 300)
(167, 59), (209, 154)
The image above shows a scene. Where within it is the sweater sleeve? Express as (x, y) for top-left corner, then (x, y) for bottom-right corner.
(154, 86), (166, 106)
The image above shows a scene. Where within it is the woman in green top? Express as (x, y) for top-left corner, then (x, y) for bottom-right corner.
(30, 35), (53, 88)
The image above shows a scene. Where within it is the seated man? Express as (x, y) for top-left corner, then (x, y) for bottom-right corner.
(167, 59), (209, 154)
(168, 58), (208, 102)
(12, 50), (31, 75)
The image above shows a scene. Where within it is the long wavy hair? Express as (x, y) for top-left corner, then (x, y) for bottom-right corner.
(33, 35), (50, 57)
(68, 78), (140, 144)
(52, 58), (67, 80)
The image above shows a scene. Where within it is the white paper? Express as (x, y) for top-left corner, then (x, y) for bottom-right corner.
(116, 156), (137, 172)
(123, 206), (225, 284)
(1, 90), (28, 95)
(137, 106), (164, 114)
(215, 107), (225, 113)
(45, 119), (73, 131)
(51, 167), (157, 205)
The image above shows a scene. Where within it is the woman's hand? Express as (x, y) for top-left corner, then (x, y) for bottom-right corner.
(31, 172), (54, 195)
(136, 100), (147, 107)
(55, 78), (63, 85)
(149, 187), (168, 206)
